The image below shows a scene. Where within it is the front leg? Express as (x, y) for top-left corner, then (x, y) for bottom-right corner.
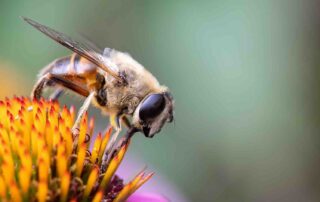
(121, 115), (131, 129)
(101, 112), (122, 166)
(106, 112), (122, 151)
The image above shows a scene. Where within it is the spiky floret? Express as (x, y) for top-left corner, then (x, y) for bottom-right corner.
(0, 97), (152, 202)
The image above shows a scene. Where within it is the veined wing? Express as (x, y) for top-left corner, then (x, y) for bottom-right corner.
(21, 16), (122, 81)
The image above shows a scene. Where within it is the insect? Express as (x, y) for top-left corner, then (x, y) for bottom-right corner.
(22, 17), (174, 142)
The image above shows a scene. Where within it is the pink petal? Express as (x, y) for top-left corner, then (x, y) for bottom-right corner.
(127, 192), (170, 202)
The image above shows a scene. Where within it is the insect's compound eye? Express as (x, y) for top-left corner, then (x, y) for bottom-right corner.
(139, 94), (166, 122)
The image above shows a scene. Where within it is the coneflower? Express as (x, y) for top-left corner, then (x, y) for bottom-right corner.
(0, 97), (162, 202)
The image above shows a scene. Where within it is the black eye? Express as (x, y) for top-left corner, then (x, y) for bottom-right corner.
(139, 94), (166, 121)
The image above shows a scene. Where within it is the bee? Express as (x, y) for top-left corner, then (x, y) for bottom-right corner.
(22, 17), (174, 141)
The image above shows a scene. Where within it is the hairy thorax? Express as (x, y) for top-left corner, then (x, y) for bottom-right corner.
(93, 50), (166, 116)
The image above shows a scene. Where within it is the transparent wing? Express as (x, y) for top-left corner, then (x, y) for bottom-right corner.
(78, 33), (103, 53)
(22, 16), (121, 80)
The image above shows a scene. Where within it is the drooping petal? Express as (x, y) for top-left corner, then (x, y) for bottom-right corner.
(127, 192), (170, 202)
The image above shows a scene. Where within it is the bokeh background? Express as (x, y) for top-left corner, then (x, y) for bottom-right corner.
(1, 0), (320, 201)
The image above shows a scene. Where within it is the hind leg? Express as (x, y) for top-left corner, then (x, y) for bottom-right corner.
(31, 73), (90, 100)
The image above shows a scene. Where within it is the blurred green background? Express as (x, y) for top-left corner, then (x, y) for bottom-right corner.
(1, 0), (320, 201)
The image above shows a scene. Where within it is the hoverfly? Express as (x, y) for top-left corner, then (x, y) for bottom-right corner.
(22, 17), (174, 144)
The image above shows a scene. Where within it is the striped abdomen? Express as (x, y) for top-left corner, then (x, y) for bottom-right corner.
(39, 53), (99, 90)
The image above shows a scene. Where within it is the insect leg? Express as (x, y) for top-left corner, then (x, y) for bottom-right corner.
(101, 126), (138, 172)
(121, 115), (131, 129)
(72, 92), (95, 131)
(31, 73), (89, 99)
(101, 113), (122, 167)
(49, 88), (64, 101)
(106, 113), (121, 150)
(31, 75), (48, 100)
(101, 115), (136, 170)
(103, 115), (132, 164)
